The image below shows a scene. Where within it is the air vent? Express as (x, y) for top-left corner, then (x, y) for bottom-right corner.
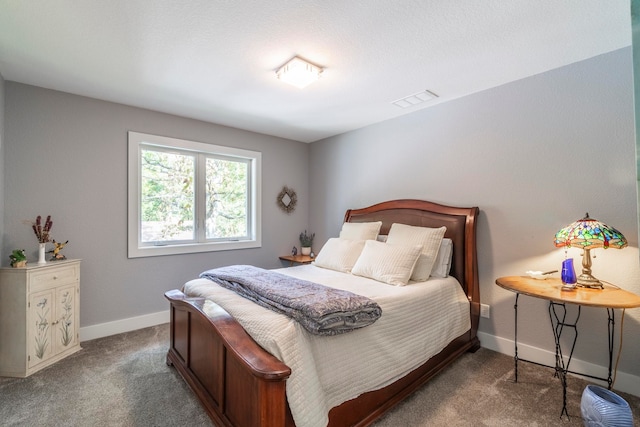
(392, 90), (438, 108)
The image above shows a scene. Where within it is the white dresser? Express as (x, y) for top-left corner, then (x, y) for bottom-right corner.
(0, 259), (81, 377)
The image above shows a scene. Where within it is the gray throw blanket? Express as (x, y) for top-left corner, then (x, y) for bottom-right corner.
(199, 265), (382, 336)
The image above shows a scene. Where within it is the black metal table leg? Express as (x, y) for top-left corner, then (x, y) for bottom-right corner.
(606, 308), (615, 389)
(514, 293), (519, 383)
(548, 301), (580, 420)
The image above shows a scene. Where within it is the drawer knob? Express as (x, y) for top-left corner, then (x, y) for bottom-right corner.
(52, 276), (57, 280)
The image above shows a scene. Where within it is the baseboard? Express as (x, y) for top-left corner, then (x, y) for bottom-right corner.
(478, 331), (640, 398)
(79, 310), (170, 342)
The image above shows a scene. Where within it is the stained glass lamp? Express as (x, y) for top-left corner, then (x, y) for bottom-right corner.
(553, 213), (627, 288)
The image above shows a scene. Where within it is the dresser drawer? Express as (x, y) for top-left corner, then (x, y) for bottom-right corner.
(30, 264), (79, 291)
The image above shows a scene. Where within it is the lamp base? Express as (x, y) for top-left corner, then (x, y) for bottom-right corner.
(577, 273), (603, 289)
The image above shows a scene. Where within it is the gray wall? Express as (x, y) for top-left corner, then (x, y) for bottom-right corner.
(309, 47), (640, 379)
(0, 72), (4, 264)
(3, 83), (310, 327)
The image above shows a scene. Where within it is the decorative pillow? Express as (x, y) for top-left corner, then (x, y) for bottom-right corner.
(430, 238), (453, 278)
(386, 223), (446, 281)
(339, 221), (382, 241)
(376, 234), (388, 242)
(351, 240), (422, 286)
(313, 238), (366, 273)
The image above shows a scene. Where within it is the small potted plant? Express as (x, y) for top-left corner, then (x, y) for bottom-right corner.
(299, 230), (315, 256)
(9, 249), (27, 268)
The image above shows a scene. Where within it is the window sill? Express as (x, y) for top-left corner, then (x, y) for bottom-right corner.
(128, 239), (261, 258)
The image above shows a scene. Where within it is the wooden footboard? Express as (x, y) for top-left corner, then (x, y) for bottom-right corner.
(165, 290), (292, 427)
(166, 289), (479, 427)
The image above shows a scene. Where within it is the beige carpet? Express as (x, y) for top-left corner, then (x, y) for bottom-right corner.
(1, 323), (638, 426)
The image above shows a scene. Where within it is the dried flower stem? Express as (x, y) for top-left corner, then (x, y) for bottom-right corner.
(32, 215), (53, 243)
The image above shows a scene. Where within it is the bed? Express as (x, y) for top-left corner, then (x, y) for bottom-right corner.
(165, 199), (480, 427)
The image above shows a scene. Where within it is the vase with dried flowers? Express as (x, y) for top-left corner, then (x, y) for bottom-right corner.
(32, 215), (53, 265)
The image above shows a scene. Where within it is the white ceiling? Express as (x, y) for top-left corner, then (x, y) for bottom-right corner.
(0, 1), (632, 143)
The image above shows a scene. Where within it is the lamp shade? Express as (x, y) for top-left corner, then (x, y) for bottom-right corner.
(554, 213), (627, 250)
(553, 213), (627, 288)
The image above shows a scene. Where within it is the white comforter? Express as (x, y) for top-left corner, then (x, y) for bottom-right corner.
(183, 264), (470, 427)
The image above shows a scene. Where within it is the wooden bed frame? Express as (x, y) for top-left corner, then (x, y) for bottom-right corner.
(165, 199), (480, 427)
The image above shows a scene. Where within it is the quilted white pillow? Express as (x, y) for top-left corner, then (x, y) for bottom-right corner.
(351, 240), (422, 286)
(313, 238), (366, 273)
(386, 223), (446, 281)
(430, 238), (453, 278)
(339, 221), (382, 241)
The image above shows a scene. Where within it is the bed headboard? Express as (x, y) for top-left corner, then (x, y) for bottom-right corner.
(344, 199), (480, 306)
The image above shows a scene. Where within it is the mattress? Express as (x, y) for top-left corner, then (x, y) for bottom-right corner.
(183, 264), (470, 427)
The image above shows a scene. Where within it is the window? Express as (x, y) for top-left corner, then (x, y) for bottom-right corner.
(128, 131), (261, 258)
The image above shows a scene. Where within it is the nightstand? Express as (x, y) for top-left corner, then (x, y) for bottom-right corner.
(279, 255), (314, 266)
(495, 275), (640, 419)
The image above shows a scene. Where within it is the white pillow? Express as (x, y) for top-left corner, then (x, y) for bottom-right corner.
(430, 238), (453, 278)
(386, 223), (446, 281)
(339, 221), (382, 241)
(313, 238), (366, 273)
(351, 240), (422, 286)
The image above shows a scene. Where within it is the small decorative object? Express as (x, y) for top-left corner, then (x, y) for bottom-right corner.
(9, 249), (27, 268)
(581, 384), (633, 427)
(554, 213), (627, 288)
(49, 239), (69, 261)
(277, 186), (297, 214)
(560, 258), (577, 290)
(310, 251), (315, 258)
(299, 230), (314, 256)
(525, 270), (557, 280)
(32, 215), (53, 265)
(291, 246), (298, 256)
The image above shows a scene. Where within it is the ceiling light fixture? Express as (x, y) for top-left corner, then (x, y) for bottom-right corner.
(392, 90), (439, 108)
(276, 56), (323, 89)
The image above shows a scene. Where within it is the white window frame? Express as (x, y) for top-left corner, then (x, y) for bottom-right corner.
(127, 131), (261, 258)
